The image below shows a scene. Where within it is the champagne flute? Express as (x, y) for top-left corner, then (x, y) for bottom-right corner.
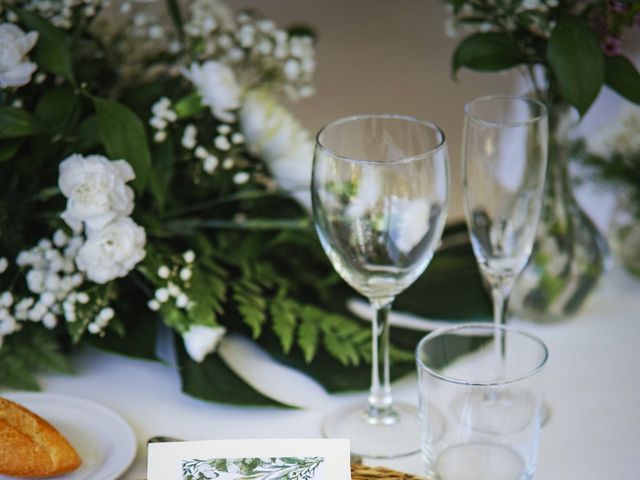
(312, 114), (449, 458)
(462, 95), (548, 365)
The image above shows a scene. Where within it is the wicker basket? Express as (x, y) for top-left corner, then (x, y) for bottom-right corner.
(350, 464), (426, 479)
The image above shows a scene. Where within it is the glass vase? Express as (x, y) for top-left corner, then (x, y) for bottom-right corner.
(510, 104), (610, 322)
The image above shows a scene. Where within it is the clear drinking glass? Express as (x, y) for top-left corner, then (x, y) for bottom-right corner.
(416, 323), (548, 480)
(462, 95), (548, 344)
(312, 114), (449, 458)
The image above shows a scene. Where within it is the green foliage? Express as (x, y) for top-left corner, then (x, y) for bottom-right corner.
(173, 92), (205, 119)
(605, 55), (640, 105)
(547, 15), (604, 116)
(93, 98), (152, 193)
(0, 327), (73, 390)
(452, 32), (525, 78)
(0, 106), (45, 139)
(13, 8), (75, 83)
(573, 140), (640, 210)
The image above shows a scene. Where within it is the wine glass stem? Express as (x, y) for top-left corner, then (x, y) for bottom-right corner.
(367, 298), (396, 424)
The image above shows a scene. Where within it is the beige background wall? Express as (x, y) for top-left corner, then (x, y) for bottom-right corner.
(226, 1), (639, 226)
(227, 0), (519, 220)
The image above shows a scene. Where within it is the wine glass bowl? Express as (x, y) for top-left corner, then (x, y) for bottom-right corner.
(312, 115), (449, 458)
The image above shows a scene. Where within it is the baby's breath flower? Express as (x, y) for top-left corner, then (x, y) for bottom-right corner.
(203, 155), (219, 174)
(157, 265), (171, 279)
(179, 267), (192, 281)
(147, 299), (161, 311)
(183, 250), (196, 263)
(195, 146), (209, 159)
(215, 135), (231, 151)
(233, 172), (250, 184)
(155, 288), (170, 303)
(176, 293), (189, 309)
(182, 124), (198, 149)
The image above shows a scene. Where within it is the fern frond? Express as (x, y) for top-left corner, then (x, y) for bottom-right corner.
(232, 278), (267, 338)
(270, 289), (298, 353)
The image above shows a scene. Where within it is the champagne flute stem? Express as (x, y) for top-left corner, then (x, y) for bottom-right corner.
(367, 299), (396, 423)
(491, 287), (509, 372)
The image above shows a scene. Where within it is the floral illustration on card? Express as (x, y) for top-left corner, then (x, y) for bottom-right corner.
(182, 456), (325, 480)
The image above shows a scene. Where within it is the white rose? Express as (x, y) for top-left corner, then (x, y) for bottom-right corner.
(240, 90), (313, 208)
(76, 217), (146, 283)
(182, 61), (241, 122)
(182, 325), (227, 362)
(0, 23), (38, 88)
(58, 154), (136, 231)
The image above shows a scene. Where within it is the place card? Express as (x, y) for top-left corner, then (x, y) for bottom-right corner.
(147, 438), (351, 480)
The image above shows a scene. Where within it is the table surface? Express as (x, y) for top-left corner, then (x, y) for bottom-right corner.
(2, 267), (639, 480)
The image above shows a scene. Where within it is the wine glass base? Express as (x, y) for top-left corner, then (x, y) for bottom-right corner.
(322, 402), (421, 459)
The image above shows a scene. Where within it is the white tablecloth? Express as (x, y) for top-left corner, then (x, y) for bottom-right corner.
(2, 267), (639, 479)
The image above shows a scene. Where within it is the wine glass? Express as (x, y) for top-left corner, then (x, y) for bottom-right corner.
(462, 95), (547, 345)
(312, 114), (449, 458)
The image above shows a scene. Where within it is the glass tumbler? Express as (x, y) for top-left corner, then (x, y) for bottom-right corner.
(416, 323), (548, 480)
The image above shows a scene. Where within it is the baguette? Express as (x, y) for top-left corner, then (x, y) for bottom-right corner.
(0, 397), (81, 478)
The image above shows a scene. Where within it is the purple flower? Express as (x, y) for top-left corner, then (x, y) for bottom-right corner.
(609, 0), (629, 13)
(603, 35), (622, 56)
(634, 13), (640, 29)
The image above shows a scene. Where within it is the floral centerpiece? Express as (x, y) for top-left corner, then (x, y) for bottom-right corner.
(0, 0), (491, 405)
(443, 0), (640, 321)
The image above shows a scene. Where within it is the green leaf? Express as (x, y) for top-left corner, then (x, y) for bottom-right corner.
(87, 306), (159, 361)
(34, 85), (78, 127)
(605, 55), (640, 105)
(14, 8), (75, 83)
(174, 334), (293, 407)
(93, 97), (151, 193)
(0, 138), (23, 161)
(0, 106), (45, 139)
(173, 92), (205, 119)
(547, 15), (604, 116)
(147, 136), (176, 211)
(452, 32), (526, 77)
(73, 114), (101, 153)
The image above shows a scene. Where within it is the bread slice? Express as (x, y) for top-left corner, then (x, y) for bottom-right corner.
(0, 397), (81, 478)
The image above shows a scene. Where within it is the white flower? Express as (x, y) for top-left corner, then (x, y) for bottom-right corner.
(157, 265), (171, 279)
(1, 292), (13, 307)
(0, 257), (7, 274)
(176, 293), (189, 308)
(182, 325), (226, 362)
(147, 299), (161, 311)
(233, 171), (250, 184)
(179, 267), (192, 281)
(240, 90), (313, 208)
(155, 288), (170, 303)
(76, 217), (146, 284)
(182, 61), (241, 122)
(0, 23), (38, 88)
(58, 154), (136, 231)
(183, 250), (196, 263)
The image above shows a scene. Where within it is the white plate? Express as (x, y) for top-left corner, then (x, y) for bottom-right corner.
(1, 392), (137, 480)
